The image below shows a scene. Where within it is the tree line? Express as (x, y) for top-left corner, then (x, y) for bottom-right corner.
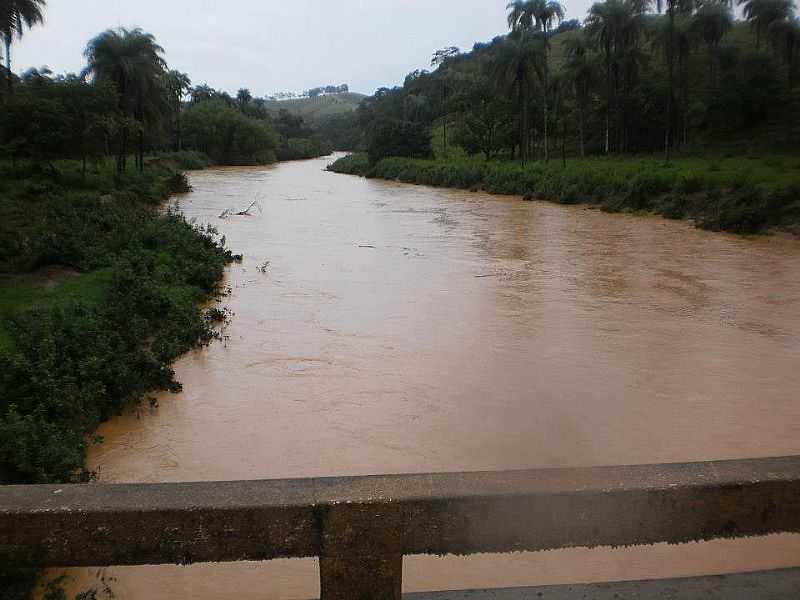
(0, 1), (333, 171)
(357, 0), (800, 165)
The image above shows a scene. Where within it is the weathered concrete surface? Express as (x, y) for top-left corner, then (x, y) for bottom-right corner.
(1, 456), (800, 569)
(319, 503), (404, 600)
(404, 568), (800, 599)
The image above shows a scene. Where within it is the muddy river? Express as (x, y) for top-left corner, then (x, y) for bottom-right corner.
(55, 154), (800, 598)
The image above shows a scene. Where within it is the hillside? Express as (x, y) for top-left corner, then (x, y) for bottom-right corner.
(264, 92), (366, 122)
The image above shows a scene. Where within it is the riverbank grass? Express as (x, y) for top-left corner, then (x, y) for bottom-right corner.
(0, 269), (113, 352)
(328, 153), (800, 235)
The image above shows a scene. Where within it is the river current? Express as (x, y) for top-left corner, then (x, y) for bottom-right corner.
(55, 155), (800, 598)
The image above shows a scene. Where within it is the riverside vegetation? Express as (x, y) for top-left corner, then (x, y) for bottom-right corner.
(329, 0), (800, 234)
(0, 3), (344, 597)
(0, 2), (355, 491)
(0, 155), (238, 599)
(329, 153), (800, 234)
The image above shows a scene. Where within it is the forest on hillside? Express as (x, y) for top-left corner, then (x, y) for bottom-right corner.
(350, 0), (800, 164)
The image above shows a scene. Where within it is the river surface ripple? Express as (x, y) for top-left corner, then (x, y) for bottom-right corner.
(56, 154), (800, 598)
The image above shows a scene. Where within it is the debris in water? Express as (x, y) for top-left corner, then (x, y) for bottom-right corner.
(236, 200), (262, 216)
(219, 198), (263, 219)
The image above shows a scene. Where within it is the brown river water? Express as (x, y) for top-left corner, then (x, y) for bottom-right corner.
(53, 154), (800, 598)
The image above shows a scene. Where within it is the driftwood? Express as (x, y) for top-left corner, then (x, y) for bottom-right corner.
(236, 200), (261, 216)
(219, 199), (263, 219)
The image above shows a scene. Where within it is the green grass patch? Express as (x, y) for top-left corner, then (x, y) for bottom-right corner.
(0, 269), (114, 353)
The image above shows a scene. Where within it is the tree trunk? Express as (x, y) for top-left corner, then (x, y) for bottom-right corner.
(176, 107), (183, 152)
(5, 39), (12, 95)
(543, 39), (550, 162)
(605, 48), (612, 155)
(138, 129), (144, 173)
(665, 4), (675, 163)
(681, 55), (688, 146)
(118, 128), (128, 174)
(442, 82), (448, 159)
(578, 93), (586, 158)
(519, 71), (528, 167)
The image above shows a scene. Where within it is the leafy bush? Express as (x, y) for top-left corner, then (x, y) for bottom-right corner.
(367, 119), (433, 165)
(156, 150), (212, 170)
(0, 161), (237, 484)
(0, 208), (234, 484)
(277, 137), (333, 161)
(327, 153), (369, 175)
(183, 100), (278, 165)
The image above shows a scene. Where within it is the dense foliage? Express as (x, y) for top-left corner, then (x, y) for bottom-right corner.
(182, 99), (278, 164)
(329, 153), (800, 233)
(0, 160), (237, 484)
(0, 15), (264, 598)
(351, 1), (800, 163)
(367, 119), (433, 164)
(0, 26), (334, 170)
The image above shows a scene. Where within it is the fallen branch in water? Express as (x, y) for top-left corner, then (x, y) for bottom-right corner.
(236, 200), (262, 216)
(475, 274), (499, 278)
(358, 245), (376, 249)
(219, 199), (263, 219)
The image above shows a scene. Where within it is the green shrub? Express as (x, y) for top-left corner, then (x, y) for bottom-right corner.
(676, 173), (706, 194)
(156, 151), (212, 170)
(329, 154), (800, 234)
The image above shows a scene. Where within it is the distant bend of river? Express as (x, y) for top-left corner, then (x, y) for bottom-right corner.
(54, 154), (800, 599)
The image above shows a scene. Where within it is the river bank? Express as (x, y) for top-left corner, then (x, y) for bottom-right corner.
(0, 157), (238, 596)
(328, 154), (800, 235)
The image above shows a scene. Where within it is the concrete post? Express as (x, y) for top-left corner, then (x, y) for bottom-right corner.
(318, 503), (403, 600)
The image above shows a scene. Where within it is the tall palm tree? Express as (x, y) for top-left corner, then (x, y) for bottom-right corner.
(739, 0), (794, 48)
(529, 0), (565, 161)
(563, 31), (597, 157)
(165, 70), (191, 151)
(650, 13), (696, 147)
(768, 17), (800, 88)
(691, 2), (733, 82)
(586, 0), (645, 154)
(0, 0), (46, 93)
(431, 46), (460, 158)
(507, 0), (534, 32)
(507, 0), (565, 161)
(653, 0), (695, 161)
(82, 28), (167, 173)
(491, 33), (544, 165)
(236, 88), (252, 112)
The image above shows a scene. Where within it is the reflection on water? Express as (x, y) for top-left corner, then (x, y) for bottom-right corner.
(54, 155), (800, 598)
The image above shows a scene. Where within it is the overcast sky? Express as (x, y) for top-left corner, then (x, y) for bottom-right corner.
(12, 0), (597, 97)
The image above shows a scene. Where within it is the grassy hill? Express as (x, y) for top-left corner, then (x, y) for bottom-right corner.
(264, 92), (366, 123)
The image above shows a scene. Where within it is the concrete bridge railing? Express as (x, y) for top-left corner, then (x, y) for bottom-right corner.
(2, 456), (800, 599)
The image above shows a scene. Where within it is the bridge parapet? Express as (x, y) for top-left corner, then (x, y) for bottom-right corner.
(2, 456), (800, 599)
